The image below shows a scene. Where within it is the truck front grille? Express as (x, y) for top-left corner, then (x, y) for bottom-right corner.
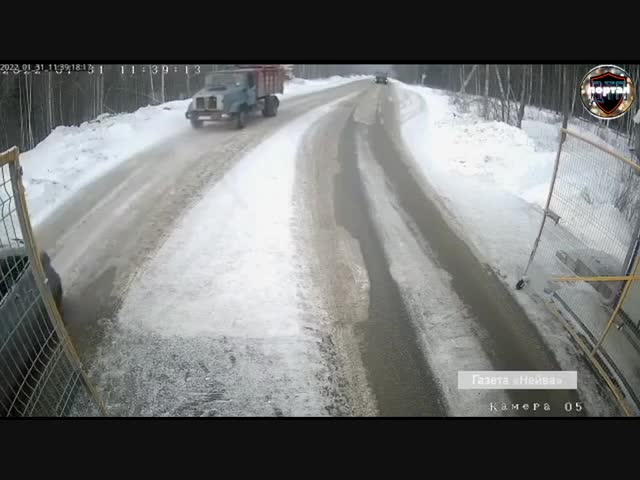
(208, 97), (217, 110)
(196, 98), (205, 110)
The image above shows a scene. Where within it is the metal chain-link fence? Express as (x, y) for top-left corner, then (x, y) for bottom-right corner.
(520, 128), (640, 416)
(0, 147), (105, 416)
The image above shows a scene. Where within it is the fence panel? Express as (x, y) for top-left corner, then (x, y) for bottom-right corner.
(0, 147), (104, 416)
(521, 129), (640, 416)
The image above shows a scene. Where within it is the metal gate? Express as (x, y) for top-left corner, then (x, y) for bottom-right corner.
(519, 128), (640, 417)
(0, 147), (105, 416)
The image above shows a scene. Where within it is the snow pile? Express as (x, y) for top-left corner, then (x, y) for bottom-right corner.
(524, 104), (637, 161)
(280, 75), (369, 99)
(398, 84), (636, 242)
(21, 100), (192, 225)
(398, 85), (557, 209)
(442, 120), (556, 207)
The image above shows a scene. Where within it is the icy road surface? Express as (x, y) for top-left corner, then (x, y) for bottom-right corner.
(34, 79), (619, 416)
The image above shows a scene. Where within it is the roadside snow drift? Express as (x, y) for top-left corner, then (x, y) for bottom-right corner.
(398, 85), (558, 209)
(396, 82), (636, 284)
(21, 100), (192, 226)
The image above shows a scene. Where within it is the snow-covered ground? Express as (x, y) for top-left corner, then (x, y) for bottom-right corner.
(21, 100), (192, 226)
(396, 82), (556, 283)
(90, 93), (360, 416)
(396, 81), (637, 276)
(394, 81), (624, 415)
(19, 76), (367, 227)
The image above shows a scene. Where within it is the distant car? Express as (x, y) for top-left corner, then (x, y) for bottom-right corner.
(0, 244), (63, 416)
(375, 72), (389, 85)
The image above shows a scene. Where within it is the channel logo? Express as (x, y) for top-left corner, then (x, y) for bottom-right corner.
(580, 65), (637, 120)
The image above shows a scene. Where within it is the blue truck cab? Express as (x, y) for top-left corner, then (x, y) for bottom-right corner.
(186, 66), (284, 129)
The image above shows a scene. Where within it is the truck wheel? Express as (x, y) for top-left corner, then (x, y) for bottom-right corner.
(236, 110), (246, 129)
(190, 119), (203, 129)
(262, 100), (271, 117)
(262, 96), (278, 117)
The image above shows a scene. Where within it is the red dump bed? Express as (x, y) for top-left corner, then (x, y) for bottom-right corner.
(235, 64), (285, 98)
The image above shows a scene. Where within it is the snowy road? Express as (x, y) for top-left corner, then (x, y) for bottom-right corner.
(33, 79), (613, 416)
(296, 85), (585, 416)
(35, 81), (368, 357)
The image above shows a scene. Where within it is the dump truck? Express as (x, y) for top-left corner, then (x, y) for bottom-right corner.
(186, 65), (285, 129)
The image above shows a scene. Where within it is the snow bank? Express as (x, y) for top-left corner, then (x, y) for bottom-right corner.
(398, 85), (557, 209)
(530, 107), (635, 160)
(21, 100), (192, 226)
(398, 84), (636, 249)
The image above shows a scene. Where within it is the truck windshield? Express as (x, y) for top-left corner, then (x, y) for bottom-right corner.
(205, 73), (246, 89)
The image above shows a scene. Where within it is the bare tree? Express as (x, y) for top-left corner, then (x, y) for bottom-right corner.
(539, 64), (543, 108)
(494, 65), (507, 122)
(160, 69), (165, 104)
(25, 76), (34, 149)
(528, 65), (533, 107)
(149, 66), (156, 103)
(561, 65), (570, 143)
(517, 65), (530, 129)
(570, 65), (578, 117)
(506, 65), (512, 124)
(98, 73), (104, 116)
(483, 64), (490, 119)
(459, 65), (478, 94)
(46, 72), (54, 133)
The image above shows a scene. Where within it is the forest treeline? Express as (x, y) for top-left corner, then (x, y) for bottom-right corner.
(0, 64), (349, 153)
(1, 64), (638, 156)
(393, 64), (640, 156)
